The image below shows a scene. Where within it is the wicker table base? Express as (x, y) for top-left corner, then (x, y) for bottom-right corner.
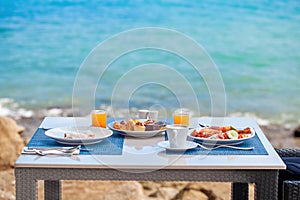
(15, 168), (279, 200)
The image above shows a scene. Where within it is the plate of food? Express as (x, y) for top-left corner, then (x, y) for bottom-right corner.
(108, 119), (167, 138)
(188, 125), (255, 145)
(45, 126), (113, 145)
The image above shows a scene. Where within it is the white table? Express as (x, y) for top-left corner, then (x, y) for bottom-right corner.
(15, 117), (286, 200)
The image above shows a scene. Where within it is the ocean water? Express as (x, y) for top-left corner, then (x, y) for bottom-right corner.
(0, 0), (299, 126)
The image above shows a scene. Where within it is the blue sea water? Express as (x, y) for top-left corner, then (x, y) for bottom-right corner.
(0, 0), (299, 124)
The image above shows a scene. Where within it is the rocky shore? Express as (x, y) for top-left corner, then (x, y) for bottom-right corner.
(0, 107), (299, 200)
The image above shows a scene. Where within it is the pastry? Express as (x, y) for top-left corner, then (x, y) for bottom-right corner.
(134, 121), (146, 131)
(113, 121), (121, 129)
(145, 121), (166, 131)
(125, 120), (135, 131)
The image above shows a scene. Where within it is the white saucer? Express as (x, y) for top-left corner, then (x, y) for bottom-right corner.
(157, 141), (198, 151)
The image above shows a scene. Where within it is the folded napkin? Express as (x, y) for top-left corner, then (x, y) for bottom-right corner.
(282, 157), (300, 174)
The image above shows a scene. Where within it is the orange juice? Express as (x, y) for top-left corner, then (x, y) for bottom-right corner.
(174, 114), (189, 126)
(173, 108), (190, 126)
(91, 110), (106, 128)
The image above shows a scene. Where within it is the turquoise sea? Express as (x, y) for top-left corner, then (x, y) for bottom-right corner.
(0, 0), (299, 125)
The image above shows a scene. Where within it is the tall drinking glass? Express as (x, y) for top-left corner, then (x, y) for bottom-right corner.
(91, 110), (107, 128)
(173, 108), (190, 126)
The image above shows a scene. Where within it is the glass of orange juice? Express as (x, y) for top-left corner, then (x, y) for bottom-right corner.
(173, 108), (190, 126)
(91, 110), (106, 128)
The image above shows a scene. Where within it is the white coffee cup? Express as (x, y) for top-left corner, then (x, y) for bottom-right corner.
(138, 109), (158, 120)
(166, 124), (188, 148)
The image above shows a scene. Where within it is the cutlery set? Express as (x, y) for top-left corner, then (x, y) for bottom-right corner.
(23, 145), (91, 156)
(196, 143), (254, 151)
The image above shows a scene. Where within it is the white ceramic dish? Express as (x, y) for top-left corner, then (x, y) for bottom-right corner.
(157, 141), (198, 151)
(187, 127), (255, 145)
(107, 121), (166, 138)
(45, 126), (113, 145)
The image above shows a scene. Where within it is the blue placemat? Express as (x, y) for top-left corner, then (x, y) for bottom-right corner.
(26, 128), (124, 155)
(165, 133), (269, 155)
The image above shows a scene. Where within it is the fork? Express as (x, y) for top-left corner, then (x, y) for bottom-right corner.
(33, 146), (81, 156)
(57, 145), (81, 153)
(197, 143), (254, 151)
(33, 148), (79, 156)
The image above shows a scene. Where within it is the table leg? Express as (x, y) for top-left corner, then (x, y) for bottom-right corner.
(44, 180), (61, 200)
(15, 168), (37, 200)
(232, 183), (249, 200)
(255, 171), (278, 200)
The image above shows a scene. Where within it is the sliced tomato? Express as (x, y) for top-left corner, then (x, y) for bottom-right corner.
(218, 132), (227, 139)
(243, 127), (252, 134)
(198, 132), (206, 138)
(237, 127), (252, 134)
(238, 134), (244, 139)
(191, 130), (198, 136)
(192, 130), (207, 138)
(221, 126), (231, 132)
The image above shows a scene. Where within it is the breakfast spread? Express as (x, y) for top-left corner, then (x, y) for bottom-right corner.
(190, 126), (253, 140)
(64, 130), (95, 139)
(113, 119), (167, 131)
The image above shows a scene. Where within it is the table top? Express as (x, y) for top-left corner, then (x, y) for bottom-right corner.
(15, 117), (286, 170)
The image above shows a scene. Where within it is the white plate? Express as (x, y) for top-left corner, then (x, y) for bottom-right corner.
(187, 127), (255, 145)
(45, 126), (113, 145)
(157, 141), (198, 151)
(107, 121), (166, 138)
